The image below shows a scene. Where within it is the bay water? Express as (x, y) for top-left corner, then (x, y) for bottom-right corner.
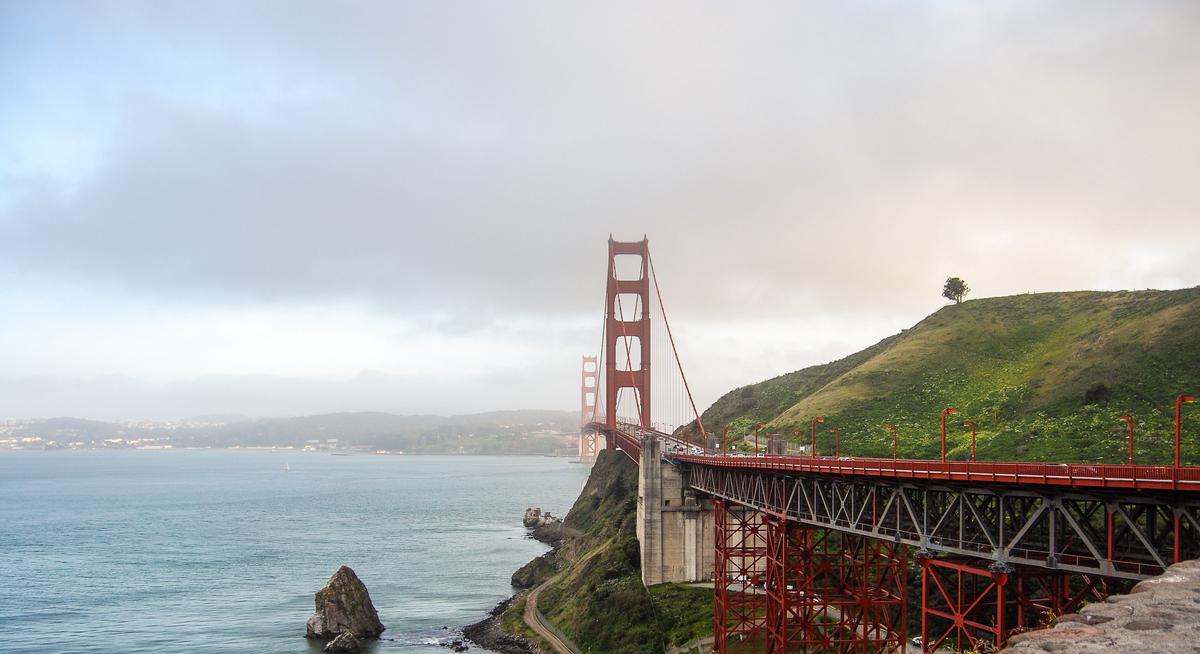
(0, 451), (591, 653)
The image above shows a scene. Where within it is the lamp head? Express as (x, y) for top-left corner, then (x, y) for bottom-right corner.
(963, 421), (975, 427)
(1182, 395), (1197, 404)
(945, 408), (958, 416)
(1119, 415), (1133, 422)
(814, 416), (826, 424)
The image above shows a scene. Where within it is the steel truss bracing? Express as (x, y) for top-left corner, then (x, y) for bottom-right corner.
(715, 499), (767, 651)
(919, 556), (1120, 652)
(690, 466), (1200, 582)
(714, 501), (906, 653)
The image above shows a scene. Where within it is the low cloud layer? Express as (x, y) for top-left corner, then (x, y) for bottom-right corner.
(2, 2), (1198, 419)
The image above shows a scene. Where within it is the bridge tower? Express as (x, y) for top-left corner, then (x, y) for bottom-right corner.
(604, 237), (651, 446)
(579, 356), (598, 461)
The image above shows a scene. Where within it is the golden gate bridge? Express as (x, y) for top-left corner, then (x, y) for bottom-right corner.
(577, 237), (1199, 653)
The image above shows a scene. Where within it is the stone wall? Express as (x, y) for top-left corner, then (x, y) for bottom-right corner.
(1004, 560), (1200, 654)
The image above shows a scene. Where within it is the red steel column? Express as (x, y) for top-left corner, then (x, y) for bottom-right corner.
(714, 500), (767, 652)
(604, 237), (651, 447)
(919, 557), (1008, 652)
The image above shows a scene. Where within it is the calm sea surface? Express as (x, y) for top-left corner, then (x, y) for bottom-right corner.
(0, 451), (591, 654)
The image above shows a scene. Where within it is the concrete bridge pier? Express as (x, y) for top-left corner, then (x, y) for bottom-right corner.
(637, 435), (715, 586)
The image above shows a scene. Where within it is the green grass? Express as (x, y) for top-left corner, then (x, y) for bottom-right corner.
(529, 451), (719, 654)
(535, 450), (666, 654)
(648, 583), (715, 646)
(687, 288), (1200, 465)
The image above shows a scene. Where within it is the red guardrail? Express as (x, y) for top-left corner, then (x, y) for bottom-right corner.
(672, 453), (1200, 492)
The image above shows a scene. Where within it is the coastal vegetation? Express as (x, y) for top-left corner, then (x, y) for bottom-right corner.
(505, 450), (711, 654)
(684, 288), (1200, 465)
(494, 287), (1200, 653)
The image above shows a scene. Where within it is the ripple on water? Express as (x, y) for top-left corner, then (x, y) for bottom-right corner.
(0, 451), (589, 653)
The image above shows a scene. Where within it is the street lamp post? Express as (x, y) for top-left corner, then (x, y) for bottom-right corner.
(754, 422), (765, 455)
(886, 423), (898, 460)
(1176, 395), (1196, 468)
(1119, 415), (1135, 466)
(829, 427), (841, 457)
(722, 427), (732, 455)
(941, 408), (958, 463)
(963, 421), (977, 462)
(811, 416), (825, 457)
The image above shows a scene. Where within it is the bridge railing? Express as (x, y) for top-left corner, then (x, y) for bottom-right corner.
(672, 452), (1200, 491)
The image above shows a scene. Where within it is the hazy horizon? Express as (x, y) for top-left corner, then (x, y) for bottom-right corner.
(4, 2), (1199, 420)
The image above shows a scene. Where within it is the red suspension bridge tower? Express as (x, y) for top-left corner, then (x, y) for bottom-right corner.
(579, 355), (598, 460)
(603, 237), (652, 445)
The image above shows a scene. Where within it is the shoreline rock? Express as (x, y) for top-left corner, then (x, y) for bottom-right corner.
(462, 595), (540, 654)
(305, 566), (386, 640)
(522, 507), (565, 545)
(323, 632), (361, 653)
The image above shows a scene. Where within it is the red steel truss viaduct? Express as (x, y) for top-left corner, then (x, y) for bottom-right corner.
(581, 237), (1200, 652)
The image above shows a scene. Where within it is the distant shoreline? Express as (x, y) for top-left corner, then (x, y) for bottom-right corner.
(0, 448), (582, 456)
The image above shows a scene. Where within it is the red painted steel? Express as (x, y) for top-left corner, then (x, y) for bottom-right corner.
(673, 453), (1200, 492)
(714, 499), (767, 652)
(762, 516), (906, 653)
(604, 237), (651, 448)
(919, 558), (1118, 652)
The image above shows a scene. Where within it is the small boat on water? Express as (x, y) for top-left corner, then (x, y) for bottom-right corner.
(283, 462), (290, 472)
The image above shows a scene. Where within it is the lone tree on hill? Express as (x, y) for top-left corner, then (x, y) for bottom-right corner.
(942, 277), (969, 304)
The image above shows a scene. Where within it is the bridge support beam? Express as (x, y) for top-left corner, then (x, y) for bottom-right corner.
(714, 510), (906, 653)
(919, 556), (1120, 652)
(714, 499), (766, 652)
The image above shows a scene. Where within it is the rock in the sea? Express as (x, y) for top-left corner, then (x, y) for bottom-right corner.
(522, 507), (564, 544)
(523, 507), (553, 528)
(305, 566), (386, 640)
(323, 632), (361, 653)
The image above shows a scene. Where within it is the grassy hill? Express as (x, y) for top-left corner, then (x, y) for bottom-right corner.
(686, 287), (1200, 465)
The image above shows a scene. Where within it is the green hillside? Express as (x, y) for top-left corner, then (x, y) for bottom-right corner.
(688, 287), (1200, 465)
(504, 450), (712, 654)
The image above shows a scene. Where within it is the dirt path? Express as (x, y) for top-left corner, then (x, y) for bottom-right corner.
(523, 581), (580, 654)
(522, 542), (610, 654)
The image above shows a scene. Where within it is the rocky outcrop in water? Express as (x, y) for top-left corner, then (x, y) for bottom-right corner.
(523, 507), (564, 544)
(305, 566), (386, 640)
(322, 632), (361, 653)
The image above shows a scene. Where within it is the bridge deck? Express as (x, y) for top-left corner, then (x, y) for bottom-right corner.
(673, 453), (1200, 492)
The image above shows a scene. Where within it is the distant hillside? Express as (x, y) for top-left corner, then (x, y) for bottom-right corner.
(14, 409), (580, 454)
(686, 287), (1200, 465)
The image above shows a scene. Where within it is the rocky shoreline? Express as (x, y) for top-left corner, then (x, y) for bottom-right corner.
(462, 594), (540, 654)
(462, 507), (575, 653)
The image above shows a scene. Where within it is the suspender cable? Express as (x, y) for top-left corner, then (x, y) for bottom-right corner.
(648, 250), (708, 440)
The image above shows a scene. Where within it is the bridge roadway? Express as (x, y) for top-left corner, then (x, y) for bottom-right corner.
(593, 421), (1200, 583)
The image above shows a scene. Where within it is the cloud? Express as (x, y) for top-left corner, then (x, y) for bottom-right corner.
(1, 2), (1199, 417)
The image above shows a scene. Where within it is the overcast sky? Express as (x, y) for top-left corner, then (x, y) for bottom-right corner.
(2, 1), (1198, 420)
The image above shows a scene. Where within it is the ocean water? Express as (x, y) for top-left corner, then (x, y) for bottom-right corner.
(0, 451), (591, 654)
